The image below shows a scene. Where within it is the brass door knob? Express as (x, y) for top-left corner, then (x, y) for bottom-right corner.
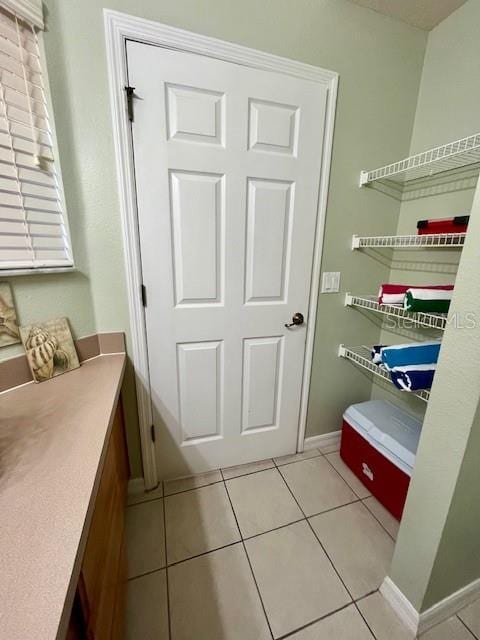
(285, 312), (304, 328)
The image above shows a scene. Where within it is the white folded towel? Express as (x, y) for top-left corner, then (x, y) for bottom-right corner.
(405, 288), (453, 301)
(380, 294), (405, 305)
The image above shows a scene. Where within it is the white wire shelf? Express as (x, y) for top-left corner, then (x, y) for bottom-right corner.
(345, 294), (447, 330)
(338, 344), (430, 402)
(360, 132), (480, 185)
(352, 232), (466, 249)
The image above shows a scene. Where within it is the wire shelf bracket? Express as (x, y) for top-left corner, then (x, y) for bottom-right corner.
(352, 233), (466, 250)
(338, 344), (430, 402)
(359, 132), (480, 186)
(345, 294), (447, 330)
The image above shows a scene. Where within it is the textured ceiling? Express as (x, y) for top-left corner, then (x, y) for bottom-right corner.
(347, 0), (467, 30)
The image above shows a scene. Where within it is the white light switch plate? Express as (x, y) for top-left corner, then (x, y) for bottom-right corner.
(321, 271), (340, 293)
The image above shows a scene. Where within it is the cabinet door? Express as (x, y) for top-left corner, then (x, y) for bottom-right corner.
(110, 541), (127, 640)
(66, 591), (88, 640)
(93, 477), (125, 639)
(80, 401), (128, 639)
(82, 432), (118, 627)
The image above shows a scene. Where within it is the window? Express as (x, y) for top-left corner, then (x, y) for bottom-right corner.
(0, 2), (73, 272)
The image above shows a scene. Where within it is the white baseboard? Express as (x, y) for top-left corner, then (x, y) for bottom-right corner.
(128, 477), (145, 495)
(380, 577), (419, 634)
(380, 575), (480, 636)
(418, 576), (480, 634)
(303, 430), (341, 451)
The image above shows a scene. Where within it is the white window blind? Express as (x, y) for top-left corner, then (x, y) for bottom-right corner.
(0, 5), (73, 272)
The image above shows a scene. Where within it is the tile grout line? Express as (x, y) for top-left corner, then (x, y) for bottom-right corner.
(241, 516), (307, 542)
(130, 468), (392, 564)
(127, 493), (164, 507)
(162, 461), (279, 499)
(275, 463), (357, 602)
(161, 484), (172, 640)
(221, 471), (275, 640)
(353, 600), (379, 640)
(276, 601), (353, 640)
(275, 590), (383, 640)
(354, 589), (380, 604)
(272, 449), (324, 470)
(161, 499), (370, 571)
(322, 450), (369, 500)
(132, 450), (330, 506)
(221, 461), (276, 481)
(166, 540), (244, 568)
(163, 478), (223, 498)
(274, 463), (362, 520)
(300, 455), (386, 639)
(157, 459), (359, 565)
(127, 564), (167, 583)
(457, 614), (479, 640)
(303, 498), (361, 519)
(320, 453), (398, 544)
(273, 463), (382, 640)
(361, 498), (397, 543)
(227, 466), (363, 539)
(303, 516), (382, 640)
(158, 449), (328, 501)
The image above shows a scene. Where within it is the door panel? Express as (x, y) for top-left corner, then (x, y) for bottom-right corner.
(170, 170), (224, 306)
(248, 99), (299, 155)
(177, 340), (223, 444)
(245, 178), (293, 303)
(165, 83), (225, 146)
(242, 336), (284, 433)
(127, 41), (327, 478)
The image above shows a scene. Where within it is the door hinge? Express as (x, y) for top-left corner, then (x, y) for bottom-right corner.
(141, 284), (147, 307)
(150, 424), (156, 443)
(124, 85), (136, 122)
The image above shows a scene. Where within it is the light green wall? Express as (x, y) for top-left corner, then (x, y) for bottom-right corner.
(425, 399), (480, 609)
(388, 0), (480, 611)
(392, 0), (480, 299)
(390, 176), (480, 611)
(1, 0), (427, 474)
(408, 0), (480, 153)
(1, 272), (94, 358)
(370, 0), (479, 417)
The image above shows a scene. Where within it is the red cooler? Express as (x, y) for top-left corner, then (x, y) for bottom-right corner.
(340, 400), (422, 521)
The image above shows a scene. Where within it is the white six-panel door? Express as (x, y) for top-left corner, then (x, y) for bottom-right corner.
(127, 41), (327, 478)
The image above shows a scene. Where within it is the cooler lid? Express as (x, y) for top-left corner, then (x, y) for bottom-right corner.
(343, 400), (422, 470)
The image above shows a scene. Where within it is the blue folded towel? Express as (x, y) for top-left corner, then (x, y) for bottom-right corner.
(390, 364), (436, 391)
(381, 341), (441, 370)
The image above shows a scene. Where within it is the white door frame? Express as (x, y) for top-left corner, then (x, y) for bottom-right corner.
(104, 9), (338, 489)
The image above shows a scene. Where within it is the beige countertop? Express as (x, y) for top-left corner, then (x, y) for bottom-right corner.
(0, 353), (126, 640)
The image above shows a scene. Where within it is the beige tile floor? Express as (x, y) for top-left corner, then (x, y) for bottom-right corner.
(126, 446), (480, 640)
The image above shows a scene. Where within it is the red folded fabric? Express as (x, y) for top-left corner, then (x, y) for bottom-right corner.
(417, 216), (469, 235)
(378, 283), (454, 305)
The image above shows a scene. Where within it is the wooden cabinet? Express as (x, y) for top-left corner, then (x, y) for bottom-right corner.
(68, 400), (129, 639)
